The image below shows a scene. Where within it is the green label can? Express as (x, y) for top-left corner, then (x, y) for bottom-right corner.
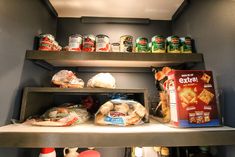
(135, 37), (148, 52)
(166, 36), (181, 53)
(180, 37), (192, 53)
(151, 35), (166, 53)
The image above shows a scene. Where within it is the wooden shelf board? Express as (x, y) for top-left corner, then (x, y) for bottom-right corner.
(0, 119), (234, 147)
(26, 50), (204, 68)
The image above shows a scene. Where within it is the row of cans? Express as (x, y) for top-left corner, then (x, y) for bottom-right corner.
(135, 35), (192, 53)
(150, 35), (192, 53)
(68, 34), (134, 53)
(38, 34), (192, 53)
(68, 34), (110, 52)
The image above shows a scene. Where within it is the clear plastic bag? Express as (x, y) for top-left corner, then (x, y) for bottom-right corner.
(95, 99), (148, 126)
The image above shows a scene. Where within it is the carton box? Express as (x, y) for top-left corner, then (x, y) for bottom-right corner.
(167, 70), (221, 127)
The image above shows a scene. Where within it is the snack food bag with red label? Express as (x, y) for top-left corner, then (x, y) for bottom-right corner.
(167, 70), (221, 127)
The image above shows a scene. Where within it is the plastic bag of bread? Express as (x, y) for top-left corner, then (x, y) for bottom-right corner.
(87, 73), (116, 89)
(52, 70), (84, 88)
(25, 103), (90, 126)
(95, 99), (149, 126)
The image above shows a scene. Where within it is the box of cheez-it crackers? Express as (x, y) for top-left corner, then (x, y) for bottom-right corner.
(167, 70), (221, 127)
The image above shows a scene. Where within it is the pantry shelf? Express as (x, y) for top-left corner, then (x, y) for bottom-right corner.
(26, 50), (204, 70)
(0, 119), (235, 148)
(20, 87), (148, 122)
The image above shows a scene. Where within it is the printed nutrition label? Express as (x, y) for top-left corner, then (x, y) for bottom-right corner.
(170, 103), (178, 122)
(169, 90), (178, 121)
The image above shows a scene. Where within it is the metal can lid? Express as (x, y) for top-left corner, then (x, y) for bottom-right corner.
(180, 36), (191, 42)
(39, 34), (55, 40)
(111, 42), (120, 46)
(120, 35), (133, 40)
(84, 34), (96, 40)
(70, 34), (83, 38)
(151, 35), (164, 42)
(136, 37), (148, 43)
(167, 35), (179, 42)
(96, 34), (109, 38)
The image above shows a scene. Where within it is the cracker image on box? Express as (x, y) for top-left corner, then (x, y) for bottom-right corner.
(201, 73), (211, 83)
(166, 70), (220, 127)
(198, 89), (214, 104)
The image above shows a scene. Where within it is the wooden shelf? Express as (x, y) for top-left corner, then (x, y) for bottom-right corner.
(0, 119), (235, 148)
(26, 50), (204, 69)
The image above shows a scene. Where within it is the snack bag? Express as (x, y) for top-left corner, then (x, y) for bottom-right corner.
(87, 73), (116, 89)
(95, 99), (148, 126)
(26, 103), (90, 126)
(52, 70), (84, 88)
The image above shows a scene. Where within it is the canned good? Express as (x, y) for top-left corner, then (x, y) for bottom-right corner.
(38, 34), (55, 51)
(166, 35), (181, 53)
(120, 35), (133, 52)
(135, 37), (148, 52)
(180, 36), (192, 53)
(68, 34), (83, 51)
(151, 35), (166, 53)
(147, 42), (152, 52)
(96, 34), (110, 52)
(82, 34), (96, 52)
(111, 43), (120, 52)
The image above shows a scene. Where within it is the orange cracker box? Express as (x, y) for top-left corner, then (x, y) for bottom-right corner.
(167, 70), (221, 127)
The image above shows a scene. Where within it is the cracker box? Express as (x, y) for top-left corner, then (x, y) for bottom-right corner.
(167, 70), (221, 127)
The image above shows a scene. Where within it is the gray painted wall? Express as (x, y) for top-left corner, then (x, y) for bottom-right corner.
(172, 0), (235, 156)
(56, 18), (172, 46)
(0, 0), (57, 156)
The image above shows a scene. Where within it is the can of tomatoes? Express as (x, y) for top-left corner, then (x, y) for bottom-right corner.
(96, 34), (110, 52)
(180, 36), (192, 53)
(68, 34), (83, 51)
(82, 34), (96, 52)
(151, 35), (166, 53)
(38, 34), (55, 51)
(120, 35), (133, 52)
(135, 37), (148, 52)
(166, 35), (181, 53)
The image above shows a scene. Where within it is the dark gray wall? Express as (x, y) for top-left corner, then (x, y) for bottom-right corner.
(56, 18), (172, 46)
(0, 0), (57, 156)
(172, 0), (235, 156)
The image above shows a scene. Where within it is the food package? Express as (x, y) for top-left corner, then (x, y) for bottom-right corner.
(95, 99), (148, 126)
(87, 73), (116, 89)
(167, 70), (220, 127)
(154, 66), (173, 91)
(38, 34), (62, 51)
(52, 70), (84, 88)
(151, 67), (172, 123)
(25, 103), (90, 126)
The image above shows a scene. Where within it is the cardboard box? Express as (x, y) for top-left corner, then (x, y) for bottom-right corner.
(167, 70), (221, 127)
